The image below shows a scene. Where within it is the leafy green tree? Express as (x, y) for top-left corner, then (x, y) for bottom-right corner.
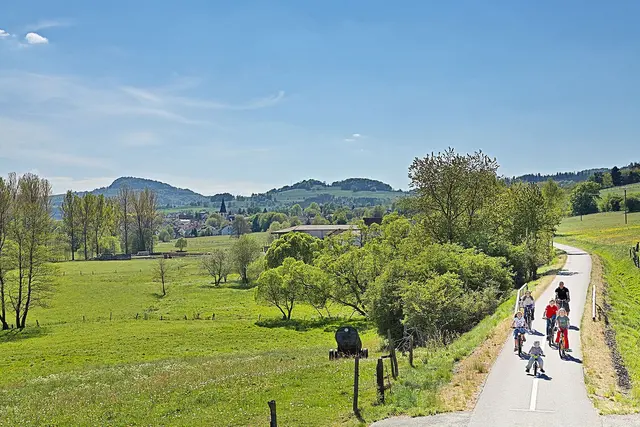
(312, 215), (330, 225)
(611, 166), (622, 186)
(232, 215), (250, 237)
(205, 213), (224, 229)
(625, 195), (640, 213)
(231, 235), (262, 284)
(251, 215), (261, 232)
(61, 191), (81, 260)
(200, 249), (230, 286)
(175, 237), (188, 251)
(289, 204), (303, 217)
(7, 173), (54, 328)
(600, 194), (623, 212)
(408, 147), (499, 244)
(570, 181), (600, 218)
(158, 229), (171, 242)
(265, 232), (318, 268)
(304, 203), (321, 218)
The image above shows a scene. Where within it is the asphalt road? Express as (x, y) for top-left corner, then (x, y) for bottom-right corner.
(467, 242), (600, 427)
(372, 243), (623, 427)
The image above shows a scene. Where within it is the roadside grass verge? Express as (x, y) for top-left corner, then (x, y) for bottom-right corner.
(581, 254), (636, 414)
(557, 211), (640, 412)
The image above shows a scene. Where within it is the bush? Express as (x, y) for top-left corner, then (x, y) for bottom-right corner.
(625, 194), (640, 212)
(600, 194), (623, 212)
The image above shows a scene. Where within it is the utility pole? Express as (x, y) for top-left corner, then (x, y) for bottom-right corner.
(625, 189), (628, 224)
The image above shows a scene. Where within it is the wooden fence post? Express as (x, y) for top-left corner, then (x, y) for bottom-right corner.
(376, 358), (385, 403)
(388, 329), (398, 379)
(353, 355), (360, 415)
(268, 400), (277, 427)
(409, 335), (414, 368)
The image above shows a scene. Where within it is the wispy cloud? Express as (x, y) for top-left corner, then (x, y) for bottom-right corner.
(344, 133), (364, 142)
(25, 32), (49, 45)
(25, 19), (71, 32)
(0, 29), (10, 38)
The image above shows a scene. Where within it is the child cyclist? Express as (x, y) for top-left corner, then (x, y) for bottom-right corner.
(555, 308), (570, 350)
(543, 299), (558, 336)
(525, 341), (545, 374)
(512, 310), (527, 351)
(520, 290), (535, 320)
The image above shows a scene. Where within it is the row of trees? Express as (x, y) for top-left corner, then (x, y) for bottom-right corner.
(255, 148), (564, 341)
(0, 173), (54, 330)
(61, 187), (161, 260)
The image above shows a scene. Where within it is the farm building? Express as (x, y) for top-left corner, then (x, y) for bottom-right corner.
(271, 224), (357, 240)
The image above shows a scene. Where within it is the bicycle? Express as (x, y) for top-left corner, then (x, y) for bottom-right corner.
(558, 328), (568, 359)
(556, 298), (570, 314)
(524, 306), (534, 331)
(530, 354), (542, 376)
(514, 328), (526, 356)
(544, 315), (556, 347)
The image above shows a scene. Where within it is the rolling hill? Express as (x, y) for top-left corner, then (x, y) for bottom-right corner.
(50, 176), (408, 218)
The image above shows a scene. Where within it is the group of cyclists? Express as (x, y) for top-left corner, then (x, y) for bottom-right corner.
(511, 281), (572, 374)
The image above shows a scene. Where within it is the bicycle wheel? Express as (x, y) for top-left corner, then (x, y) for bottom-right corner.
(518, 335), (523, 356)
(533, 360), (538, 376)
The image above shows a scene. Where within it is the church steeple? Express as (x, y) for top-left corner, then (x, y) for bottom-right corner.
(219, 199), (227, 214)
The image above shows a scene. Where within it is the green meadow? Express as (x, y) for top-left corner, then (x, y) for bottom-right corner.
(0, 244), (564, 426)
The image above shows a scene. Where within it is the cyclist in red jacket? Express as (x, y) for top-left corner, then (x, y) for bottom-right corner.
(543, 299), (558, 337)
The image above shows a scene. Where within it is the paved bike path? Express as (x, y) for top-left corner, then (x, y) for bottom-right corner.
(466, 242), (600, 427)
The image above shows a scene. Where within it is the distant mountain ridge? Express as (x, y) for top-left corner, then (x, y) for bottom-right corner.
(50, 176), (404, 217)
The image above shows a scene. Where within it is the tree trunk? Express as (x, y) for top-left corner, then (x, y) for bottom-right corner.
(162, 279), (166, 296)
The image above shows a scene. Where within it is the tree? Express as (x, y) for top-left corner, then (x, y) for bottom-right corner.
(117, 186), (134, 255)
(200, 249), (230, 286)
(79, 194), (96, 260)
(131, 189), (160, 252)
(159, 229), (171, 242)
(61, 191), (81, 261)
(570, 181), (601, 219)
(153, 258), (172, 297)
(0, 174), (14, 330)
(289, 204), (303, 217)
(232, 215), (250, 237)
(408, 148), (500, 244)
(265, 232), (318, 268)
(175, 237), (187, 252)
(255, 258), (312, 320)
(611, 166), (622, 186)
(8, 173), (54, 329)
(311, 215), (330, 225)
(231, 235), (262, 284)
(205, 213), (224, 229)
(93, 195), (106, 256)
(304, 203), (321, 218)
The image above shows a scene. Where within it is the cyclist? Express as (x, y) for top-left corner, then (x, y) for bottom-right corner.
(543, 299), (558, 336)
(555, 307), (570, 350)
(525, 340), (545, 374)
(520, 290), (535, 324)
(555, 281), (570, 314)
(512, 310), (527, 351)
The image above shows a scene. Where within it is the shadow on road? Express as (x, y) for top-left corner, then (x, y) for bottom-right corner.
(569, 325), (580, 331)
(558, 270), (580, 276)
(562, 355), (583, 364)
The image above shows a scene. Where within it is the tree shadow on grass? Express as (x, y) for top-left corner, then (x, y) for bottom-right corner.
(0, 327), (46, 343)
(256, 317), (372, 333)
(199, 281), (257, 290)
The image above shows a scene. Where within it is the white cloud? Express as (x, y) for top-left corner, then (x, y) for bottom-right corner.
(25, 20), (71, 32)
(0, 29), (10, 38)
(344, 133), (363, 142)
(25, 32), (48, 45)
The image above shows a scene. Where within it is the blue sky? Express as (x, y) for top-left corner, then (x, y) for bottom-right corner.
(2, 1), (640, 195)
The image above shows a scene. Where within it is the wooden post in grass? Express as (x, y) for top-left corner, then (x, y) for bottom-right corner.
(353, 355), (360, 415)
(387, 329), (398, 379)
(36, 320), (40, 328)
(409, 335), (414, 368)
(83, 315), (85, 322)
(376, 358), (385, 403)
(110, 312), (112, 321)
(268, 400), (277, 427)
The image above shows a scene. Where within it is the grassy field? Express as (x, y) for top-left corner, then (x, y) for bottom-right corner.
(0, 246), (564, 426)
(557, 211), (640, 409)
(155, 232), (268, 253)
(600, 182), (640, 197)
